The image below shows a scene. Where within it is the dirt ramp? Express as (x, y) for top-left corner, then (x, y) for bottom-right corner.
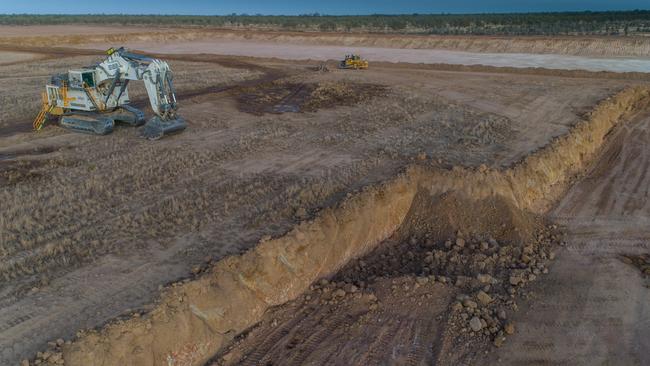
(59, 86), (650, 366)
(399, 189), (540, 245)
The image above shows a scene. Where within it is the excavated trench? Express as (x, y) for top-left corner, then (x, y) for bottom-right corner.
(54, 87), (649, 366)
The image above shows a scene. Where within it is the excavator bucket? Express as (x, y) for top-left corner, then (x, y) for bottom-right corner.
(139, 116), (187, 140)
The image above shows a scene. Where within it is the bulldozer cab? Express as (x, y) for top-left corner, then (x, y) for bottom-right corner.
(339, 54), (368, 70)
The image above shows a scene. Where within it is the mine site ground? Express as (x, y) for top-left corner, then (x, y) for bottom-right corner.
(0, 26), (649, 365)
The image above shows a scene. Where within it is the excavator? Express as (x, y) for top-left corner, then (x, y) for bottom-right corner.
(33, 47), (186, 140)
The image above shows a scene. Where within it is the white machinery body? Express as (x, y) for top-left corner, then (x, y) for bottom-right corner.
(36, 47), (185, 139)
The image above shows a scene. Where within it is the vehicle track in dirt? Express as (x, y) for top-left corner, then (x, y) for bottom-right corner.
(207, 94), (650, 366)
(483, 109), (650, 365)
(213, 279), (452, 366)
(2, 40), (645, 366)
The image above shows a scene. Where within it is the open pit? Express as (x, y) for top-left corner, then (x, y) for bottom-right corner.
(55, 87), (650, 365)
(1, 27), (650, 366)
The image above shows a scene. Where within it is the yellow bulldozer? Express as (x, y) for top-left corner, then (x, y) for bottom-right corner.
(338, 54), (369, 70)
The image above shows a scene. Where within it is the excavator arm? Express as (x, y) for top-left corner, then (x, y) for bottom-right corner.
(95, 47), (186, 139)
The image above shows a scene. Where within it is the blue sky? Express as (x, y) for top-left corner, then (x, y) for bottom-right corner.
(0, 0), (647, 15)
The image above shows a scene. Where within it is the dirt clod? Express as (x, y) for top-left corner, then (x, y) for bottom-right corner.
(236, 81), (385, 115)
(476, 291), (493, 305)
(470, 316), (483, 331)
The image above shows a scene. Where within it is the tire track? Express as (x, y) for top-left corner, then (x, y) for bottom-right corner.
(286, 313), (350, 366)
(238, 309), (312, 366)
(487, 112), (650, 365)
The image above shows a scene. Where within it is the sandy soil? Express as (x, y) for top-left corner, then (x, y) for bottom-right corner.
(96, 39), (650, 73)
(0, 25), (162, 37)
(0, 30), (648, 366)
(207, 93), (650, 366)
(213, 277), (455, 366)
(0, 54), (263, 135)
(487, 110), (650, 365)
(0, 51), (42, 66)
(4, 26), (650, 58)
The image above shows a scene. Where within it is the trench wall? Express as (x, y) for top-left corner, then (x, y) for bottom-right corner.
(63, 86), (650, 366)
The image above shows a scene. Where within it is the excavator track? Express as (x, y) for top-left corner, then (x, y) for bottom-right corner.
(59, 106), (146, 135)
(60, 114), (114, 135)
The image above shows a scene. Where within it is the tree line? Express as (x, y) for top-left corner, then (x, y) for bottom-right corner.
(1, 11), (650, 36)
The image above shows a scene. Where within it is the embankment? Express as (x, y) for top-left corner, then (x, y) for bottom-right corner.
(61, 86), (650, 366)
(2, 29), (650, 58)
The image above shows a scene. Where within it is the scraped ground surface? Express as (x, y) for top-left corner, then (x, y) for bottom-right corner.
(0, 27), (649, 365)
(0, 25), (167, 38)
(209, 109), (650, 366)
(95, 40), (650, 73)
(486, 109), (650, 365)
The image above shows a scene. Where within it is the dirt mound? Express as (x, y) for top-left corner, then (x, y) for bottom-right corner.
(209, 186), (561, 364)
(398, 189), (540, 244)
(212, 222), (562, 365)
(51, 86), (649, 366)
(304, 82), (386, 111)
(235, 81), (386, 115)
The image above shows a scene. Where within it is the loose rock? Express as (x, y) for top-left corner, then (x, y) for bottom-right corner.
(509, 275), (523, 286)
(494, 335), (506, 347)
(463, 299), (478, 309)
(469, 316), (483, 331)
(477, 291), (493, 305)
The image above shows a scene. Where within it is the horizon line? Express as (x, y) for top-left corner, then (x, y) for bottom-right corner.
(1, 9), (650, 16)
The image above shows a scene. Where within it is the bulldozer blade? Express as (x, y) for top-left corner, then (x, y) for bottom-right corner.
(139, 116), (187, 140)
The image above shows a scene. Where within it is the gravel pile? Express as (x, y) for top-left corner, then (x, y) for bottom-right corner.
(331, 223), (564, 348)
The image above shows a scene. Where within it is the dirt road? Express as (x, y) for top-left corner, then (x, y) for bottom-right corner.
(84, 40), (650, 73)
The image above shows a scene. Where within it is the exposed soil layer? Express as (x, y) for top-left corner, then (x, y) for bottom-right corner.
(3, 26), (650, 57)
(2, 40), (649, 366)
(481, 109), (650, 366)
(105, 40), (650, 73)
(236, 81), (387, 115)
(213, 277), (454, 366)
(56, 87), (650, 366)
(211, 195), (563, 365)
